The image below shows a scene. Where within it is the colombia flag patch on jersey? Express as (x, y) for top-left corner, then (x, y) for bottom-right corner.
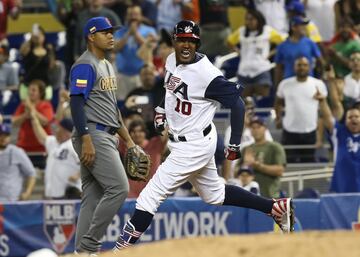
(76, 79), (87, 88)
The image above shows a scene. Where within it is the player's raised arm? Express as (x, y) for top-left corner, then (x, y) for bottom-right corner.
(204, 76), (245, 160)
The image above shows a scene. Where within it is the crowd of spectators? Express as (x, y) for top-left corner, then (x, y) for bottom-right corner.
(0, 0), (360, 203)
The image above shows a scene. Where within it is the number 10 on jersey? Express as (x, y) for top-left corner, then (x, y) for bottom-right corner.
(175, 98), (192, 115)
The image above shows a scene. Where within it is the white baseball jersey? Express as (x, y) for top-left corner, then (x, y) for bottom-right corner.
(164, 52), (223, 137)
(136, 53), (242, 214)
(45, 136), (81, 198)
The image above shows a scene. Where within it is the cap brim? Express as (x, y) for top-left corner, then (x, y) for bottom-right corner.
(96, 25), (122, 33)
(175, 33), (200, 39)
(237, 169), (254, 176)
(291, 18), (310, 26)
(250, 121), (265, 126)
(292, 22), (309, 26)
(106, 25), (122, 32)
(111, 25), (123, 31)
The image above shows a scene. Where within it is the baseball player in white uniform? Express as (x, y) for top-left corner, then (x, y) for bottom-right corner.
(114, 20), (294, 251)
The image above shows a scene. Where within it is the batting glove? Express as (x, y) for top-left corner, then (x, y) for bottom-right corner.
(224, 144), (241, 160)
(154, 106), (167, 134)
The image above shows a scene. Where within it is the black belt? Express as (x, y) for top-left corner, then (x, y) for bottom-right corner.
(168, 124), (212, 142)
(95, 123), (118, 135)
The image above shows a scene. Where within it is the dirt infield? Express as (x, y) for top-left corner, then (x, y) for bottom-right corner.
(65, 231), (360, 257)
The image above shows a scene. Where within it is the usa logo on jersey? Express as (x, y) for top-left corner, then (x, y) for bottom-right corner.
(43, 203), (76, 253)
(165, 73), (189, 100)
(167, 75), (181, 91)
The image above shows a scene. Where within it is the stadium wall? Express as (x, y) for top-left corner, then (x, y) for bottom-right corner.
(0, 194), (360, 257)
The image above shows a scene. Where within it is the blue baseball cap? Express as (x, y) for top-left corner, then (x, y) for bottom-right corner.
(286, 1), (305, 14)
(290, 16), (310, 26)
(236, 165), (254, 177)
(249, 116), (266, 126)
(0, 124), (11, 135)
(83, 16), (122, 38)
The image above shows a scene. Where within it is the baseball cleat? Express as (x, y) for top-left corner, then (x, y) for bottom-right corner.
(113, 220), (141, 252)
(74, 250), (98, 256)
(271, 198), (295, 233)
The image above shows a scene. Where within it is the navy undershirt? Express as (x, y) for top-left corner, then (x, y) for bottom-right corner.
(70, 95), (89, 136)
(205, 76), (245, 145)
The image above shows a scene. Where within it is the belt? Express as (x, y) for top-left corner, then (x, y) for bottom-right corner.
(168, 124), (212, 142)
(94, 123), (118, 135)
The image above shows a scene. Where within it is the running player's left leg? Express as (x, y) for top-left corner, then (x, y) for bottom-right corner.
(113, 151), (200, 251)
(190, 157), (294, 233)
(113, 132), (219, 251)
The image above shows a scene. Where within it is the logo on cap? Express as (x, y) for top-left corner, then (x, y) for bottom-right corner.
(89, 26), (96, 33)
(184, 26), (192, 33)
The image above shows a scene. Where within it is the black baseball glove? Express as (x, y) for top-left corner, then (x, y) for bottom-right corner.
(124, 145), (151, 181)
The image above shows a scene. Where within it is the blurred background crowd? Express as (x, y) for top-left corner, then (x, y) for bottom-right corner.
(0, 0), (359, 203)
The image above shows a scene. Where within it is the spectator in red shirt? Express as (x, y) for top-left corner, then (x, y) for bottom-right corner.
(11, 79), (54, 167)
(0, 0), (21, 43)
(119, 119), (168, 198)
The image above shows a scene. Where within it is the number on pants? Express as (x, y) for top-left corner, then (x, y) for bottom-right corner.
(175, 98), (192, 115)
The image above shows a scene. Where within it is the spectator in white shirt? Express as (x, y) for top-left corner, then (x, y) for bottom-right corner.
(253, 0), (288, 35)
(275, 56), (328, 162)
(30, 112), (81, 199)
(343, 51), (360, 109)
(303, 0), (337, 42)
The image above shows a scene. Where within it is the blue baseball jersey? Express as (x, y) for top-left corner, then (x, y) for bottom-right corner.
(330, 121), (360, 193)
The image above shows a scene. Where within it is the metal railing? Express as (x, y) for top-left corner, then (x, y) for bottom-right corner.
(281, 166), (333, 197)
(22, 0), (48, 12)
(26, 152), (47, 157)
(22, 153), (334, 198)
(283, 144), (331, 150)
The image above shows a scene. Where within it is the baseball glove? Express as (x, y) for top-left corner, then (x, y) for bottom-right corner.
(124, 145), (151, 181)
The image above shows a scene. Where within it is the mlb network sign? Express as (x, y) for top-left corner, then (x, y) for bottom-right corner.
(43, 203), (76, 253)
(101, 211), (231, 243)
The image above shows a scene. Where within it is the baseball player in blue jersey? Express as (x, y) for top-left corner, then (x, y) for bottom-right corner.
(69, 17), (137, 255)
(113, 20), (295, 251)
